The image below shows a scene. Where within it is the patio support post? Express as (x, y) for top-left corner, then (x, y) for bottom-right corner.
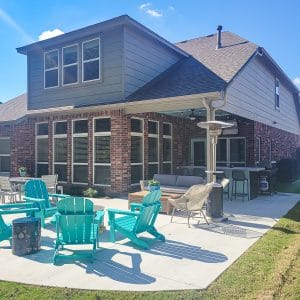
(203, 100), (215, 183)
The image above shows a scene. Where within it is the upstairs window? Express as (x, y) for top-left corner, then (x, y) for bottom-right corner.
(82, 38), (100, 82)
(44, 49), (59, 88)
(275, 78), (280, 110)
(63, 45), (78, 85)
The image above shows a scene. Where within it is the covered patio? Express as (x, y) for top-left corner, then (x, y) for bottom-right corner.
(0, 192), (298, 291)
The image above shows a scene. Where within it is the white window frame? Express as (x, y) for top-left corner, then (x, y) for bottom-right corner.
(93, 117), (111, 186)
(219, 137), (246, 166)
(35, 122), (49, 176)
(82, 38), (101, 83)
(148, 120), (159, 178)
(269, 139), (272, 161)
(191, 137), (246, 167)
(216, 138), (228, 165)
(53, 121), (68, 183)
(0, 137), (10, 173)
(275, 77), (280, 110)
(256, 137), (261, 164)
(191, 138), (206, 166)
(44, 49), (59, 89)
(131, 117), (144, 185)
(162, 122), (173, 174)
(62, 44), (79, 86)
(72, 119), (89, 185)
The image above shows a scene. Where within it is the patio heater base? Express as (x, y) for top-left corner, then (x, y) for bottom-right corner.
(207, 216), (228, 223)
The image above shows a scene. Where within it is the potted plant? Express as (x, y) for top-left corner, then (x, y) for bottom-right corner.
(83, 188), (99, 198)
(18, 166), (27, 177)
(148, 179), (160, 192)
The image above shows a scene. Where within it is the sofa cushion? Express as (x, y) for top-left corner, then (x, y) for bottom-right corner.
(160, 186), (188, 194)
(175, 175), (204, 187)
(153, 174), (177, 186)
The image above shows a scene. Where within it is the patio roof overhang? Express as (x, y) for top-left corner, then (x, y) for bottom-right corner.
(25, 91), (222, 117)
(124, 91), (222, 114)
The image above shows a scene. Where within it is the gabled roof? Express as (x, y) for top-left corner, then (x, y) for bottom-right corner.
(0, 94), (27, 123)
(16, 15), (187, 57)
(126, 56), (226, 102)
(175, 31), (258, 83)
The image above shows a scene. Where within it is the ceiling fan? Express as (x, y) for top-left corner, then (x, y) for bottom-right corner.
(188, 109), (205, 122)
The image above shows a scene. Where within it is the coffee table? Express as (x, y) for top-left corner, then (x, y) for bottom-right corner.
(128, 190), (180, 215)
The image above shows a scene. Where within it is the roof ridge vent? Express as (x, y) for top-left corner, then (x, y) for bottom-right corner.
(216, 25), (223, 49)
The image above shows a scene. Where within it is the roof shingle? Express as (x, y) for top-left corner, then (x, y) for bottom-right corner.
(0, 94), (27, 122)
(175, 31), (258, 82)
(126, 56), (227, 102)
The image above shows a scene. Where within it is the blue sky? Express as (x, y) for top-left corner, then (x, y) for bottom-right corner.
(0, 0), (300, 102)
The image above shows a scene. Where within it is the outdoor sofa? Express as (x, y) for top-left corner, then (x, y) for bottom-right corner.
(140, 174), (205, 194)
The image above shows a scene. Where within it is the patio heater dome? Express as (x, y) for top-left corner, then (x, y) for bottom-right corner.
(197, 120), (234, 132)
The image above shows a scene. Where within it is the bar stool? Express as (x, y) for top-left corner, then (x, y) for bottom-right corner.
(231, 170), (249, 201)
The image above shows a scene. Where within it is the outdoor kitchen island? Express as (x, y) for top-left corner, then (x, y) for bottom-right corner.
(178, 166), (265, 200)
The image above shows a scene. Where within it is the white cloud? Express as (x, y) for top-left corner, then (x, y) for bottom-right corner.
(145, 9), (163, 17)
(38, 29), (64, 41)
(0, 8), (34, 43)
(293, 77), (300, 90)
(139, 3), (151, 10)
(139, 3), (163, 17)
(168, 5), (175, 11)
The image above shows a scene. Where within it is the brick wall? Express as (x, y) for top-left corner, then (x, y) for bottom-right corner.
(2, 109), (300, 194)
(254, 121), (300, 162)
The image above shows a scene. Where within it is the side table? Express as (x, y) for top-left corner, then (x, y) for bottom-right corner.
(12, 217), (41, 256)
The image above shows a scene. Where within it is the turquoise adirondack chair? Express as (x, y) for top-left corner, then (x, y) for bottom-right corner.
(24, 179), (69, 228)
(0, 203), (39, 244)
(53, 197), (104, 264)
(108, 190), (165, 249)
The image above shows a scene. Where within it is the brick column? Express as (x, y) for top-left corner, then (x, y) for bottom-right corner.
(67, 119), (72, 184)
(110, 109), (131, 193)
(10, 119), (35, 177)
(143, 117), (149, 180)
(48, 120), (53, 174)
(88, 116), (93, 185)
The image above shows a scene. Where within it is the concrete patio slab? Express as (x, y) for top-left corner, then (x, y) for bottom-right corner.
(0, 193), (298, 291)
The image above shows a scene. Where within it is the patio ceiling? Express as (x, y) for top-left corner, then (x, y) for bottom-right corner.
(124, 91), (222, 114)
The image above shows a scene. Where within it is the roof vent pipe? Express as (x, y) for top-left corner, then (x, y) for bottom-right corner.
(216, 25), (223, 49)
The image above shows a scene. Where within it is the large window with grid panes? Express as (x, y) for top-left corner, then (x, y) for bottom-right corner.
(0, 138), (10, 173)
(148, 120), (159, 179)
(216, 137), (246, 167)
(36, 123), (49, 177)
(53, 121), (68, 182)
(131, 118), (144, 184)
(72, 119), (88, 184)
(93, 117), (111, 185)
(162, 122), (172, 174)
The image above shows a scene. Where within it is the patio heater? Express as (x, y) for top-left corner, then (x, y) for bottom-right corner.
(197, 120), (233, 221)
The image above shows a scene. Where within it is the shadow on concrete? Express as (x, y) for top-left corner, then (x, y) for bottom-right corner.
(75, 249), (156, 285)
(197, 223), (263, 239)
(136, 239), (228, 263)
(226, 219), (271, 230)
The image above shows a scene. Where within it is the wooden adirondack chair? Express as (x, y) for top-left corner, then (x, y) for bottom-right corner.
(108, 190), (165, 249)
(0, 203), (39, 244)
(24, 179), (69, 228)
(53, 197), (104, 264)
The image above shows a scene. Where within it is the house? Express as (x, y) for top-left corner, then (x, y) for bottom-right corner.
(0, 15), (299, 194)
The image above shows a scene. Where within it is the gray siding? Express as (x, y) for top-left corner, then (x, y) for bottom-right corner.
(225, 56), (300, 135)
(28, 28), (124, 110)
(123, 26), (182, 97)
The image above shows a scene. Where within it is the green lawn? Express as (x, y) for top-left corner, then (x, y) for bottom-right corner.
(0, 202), (300, 300)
